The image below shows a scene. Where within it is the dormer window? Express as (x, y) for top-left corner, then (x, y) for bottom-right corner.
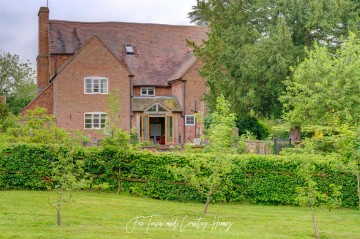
(125, 44), (135, 55)
(141, 87), (155, 96)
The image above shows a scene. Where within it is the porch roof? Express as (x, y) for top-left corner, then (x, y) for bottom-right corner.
(132, 96), (182, 112)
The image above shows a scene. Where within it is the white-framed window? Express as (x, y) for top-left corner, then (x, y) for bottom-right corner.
(84, 113), (107, 129)
(140, 87), (155, 96)
(185, 115), (195, 126)
(84, 77), (108, 94)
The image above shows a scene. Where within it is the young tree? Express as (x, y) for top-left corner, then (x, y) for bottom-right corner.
(172, 95), (236, 214)
(0, 51), (36, 115)
(3, 106), (89, 225)
(297, 162), (342, 239)
(49, 147), (88, 226)
(102, 90), (134, 194)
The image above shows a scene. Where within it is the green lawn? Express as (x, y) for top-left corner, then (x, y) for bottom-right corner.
(0, 191), (359, 239)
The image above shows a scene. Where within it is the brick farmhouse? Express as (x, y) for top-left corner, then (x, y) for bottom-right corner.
(24, 7), (208, 144)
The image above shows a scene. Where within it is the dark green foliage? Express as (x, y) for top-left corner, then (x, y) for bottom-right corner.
(0, 144), (55, 189)
(190, 0), (359, 118)
(7, 93), (35, 115)
(0, 144), (358, 207)
(236, 115), (269, 140)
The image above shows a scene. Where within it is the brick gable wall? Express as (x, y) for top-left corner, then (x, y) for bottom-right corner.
(23, 84), (53, 113)
(53, 36), (131, 140)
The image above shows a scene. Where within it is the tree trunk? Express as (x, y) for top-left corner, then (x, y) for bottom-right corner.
(57, 192), (62, 226)
(290, 126), (301, 142)
(117, 166), (121, 195)
(311, 206), (319, 239)
(203, 196), (211, 214)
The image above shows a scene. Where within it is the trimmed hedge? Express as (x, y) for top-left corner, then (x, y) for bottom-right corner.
(0, 144), (358, 207)
(0, 144), (55, 190)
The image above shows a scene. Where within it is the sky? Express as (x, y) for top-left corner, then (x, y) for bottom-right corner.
(0, 0), (197, 68)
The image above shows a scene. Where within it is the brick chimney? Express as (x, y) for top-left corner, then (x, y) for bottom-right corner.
(37, 7), (50, 95)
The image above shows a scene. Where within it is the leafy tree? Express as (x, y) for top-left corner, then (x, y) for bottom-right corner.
(7, 84), (36, 115)
(0, 51), (36, 115)
(189, 0), (359, 118)
(6, 107), (88, 145)
(172, 95), (236, 214)
(281, 33), (360, 128)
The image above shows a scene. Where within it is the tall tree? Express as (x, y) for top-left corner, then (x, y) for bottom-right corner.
(189, 0), (359, 118)
(0, 51), (36, 114)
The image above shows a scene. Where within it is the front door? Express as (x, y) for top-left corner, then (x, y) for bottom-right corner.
(138, 113), (177, 144)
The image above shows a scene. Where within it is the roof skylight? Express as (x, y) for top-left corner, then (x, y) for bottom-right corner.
(125, 44), (135, 55)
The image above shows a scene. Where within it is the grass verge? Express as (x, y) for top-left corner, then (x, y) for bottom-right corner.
(0, 191), (359, 239)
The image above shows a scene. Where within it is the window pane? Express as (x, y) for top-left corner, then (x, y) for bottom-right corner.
(93, 79), (99, 92)
(186, 116), (195, 125)
(86, 84), (92, 93)
(147, 105), (157, 112)
(158, 104), (167, 112)
(141, 88), (147, 95)
(85, 79), (92, 93)
(85, 124), (92, 129)
(100, 79), (108, 93)
(148, 88), (154, 95)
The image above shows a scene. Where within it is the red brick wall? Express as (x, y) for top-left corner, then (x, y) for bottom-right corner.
(53, 36), (131, 141)
(49, 54), (72, 76)
(171, 80), (185, 143)
(133, 86), (171, 96)
(183, 60), (207, 143)
(23, 84), (53, 114)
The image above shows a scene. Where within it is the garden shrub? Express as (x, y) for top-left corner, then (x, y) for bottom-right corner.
(236, 115), (269, 140)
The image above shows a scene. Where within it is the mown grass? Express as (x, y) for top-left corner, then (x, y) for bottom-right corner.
(0, 191), (359, 239)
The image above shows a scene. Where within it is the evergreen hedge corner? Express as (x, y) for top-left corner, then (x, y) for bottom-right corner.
(0, 144), (358, 207)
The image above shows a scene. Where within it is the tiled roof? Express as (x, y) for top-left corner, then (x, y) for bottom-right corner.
(49, 20), (208, 86)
